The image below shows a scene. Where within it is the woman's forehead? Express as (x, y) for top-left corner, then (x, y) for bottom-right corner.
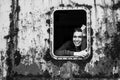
(73, 31), (83, 36)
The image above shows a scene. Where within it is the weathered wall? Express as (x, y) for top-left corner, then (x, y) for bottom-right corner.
(0, 0), (120, 79)
(0, 0), (11, 79)
(85, 0), (120, 76)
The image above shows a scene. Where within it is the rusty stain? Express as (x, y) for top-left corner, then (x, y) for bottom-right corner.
(46, 19), (50, 25)
(1, 0), (120, 79)
(59, 4), (65, 7)
(112, 1), (120, 10)
(67, 4), (73, 7)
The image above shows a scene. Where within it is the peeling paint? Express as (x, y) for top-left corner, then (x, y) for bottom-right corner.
(0, 0), (11, 79)
(0, 0), (120, 79)
(14, 0), (120, 78)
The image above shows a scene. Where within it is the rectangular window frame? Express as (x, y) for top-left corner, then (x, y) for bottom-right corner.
(49, 6), (92, 60)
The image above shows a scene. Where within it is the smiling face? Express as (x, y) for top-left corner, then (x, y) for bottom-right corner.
(73, 31), (83, 47)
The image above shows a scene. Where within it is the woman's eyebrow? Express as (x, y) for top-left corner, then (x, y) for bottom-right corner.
(78, 36), (83, 37)
(73, 36), (77, 37)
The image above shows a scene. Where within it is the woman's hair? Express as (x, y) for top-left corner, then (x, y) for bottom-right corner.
(74, 27), (82, 32)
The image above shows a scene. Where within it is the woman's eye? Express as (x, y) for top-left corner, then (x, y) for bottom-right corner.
(78, 36), (82, 38)
(73, 36), (77, 38)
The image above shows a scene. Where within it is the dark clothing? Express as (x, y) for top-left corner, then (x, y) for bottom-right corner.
(55, 37), (87, 56)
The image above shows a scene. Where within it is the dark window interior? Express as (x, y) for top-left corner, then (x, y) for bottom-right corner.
(54, 10), (86, 52)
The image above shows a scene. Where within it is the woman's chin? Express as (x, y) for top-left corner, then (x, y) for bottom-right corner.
(75, 44), (81, 47)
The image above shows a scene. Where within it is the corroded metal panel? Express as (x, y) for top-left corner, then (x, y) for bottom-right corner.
(0, 0), (120, 79)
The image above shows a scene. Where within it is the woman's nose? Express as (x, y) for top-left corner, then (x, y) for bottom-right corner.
(76, 38), (79, 41)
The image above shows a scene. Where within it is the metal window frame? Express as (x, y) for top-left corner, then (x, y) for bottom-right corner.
(49, 6), (92, 60)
